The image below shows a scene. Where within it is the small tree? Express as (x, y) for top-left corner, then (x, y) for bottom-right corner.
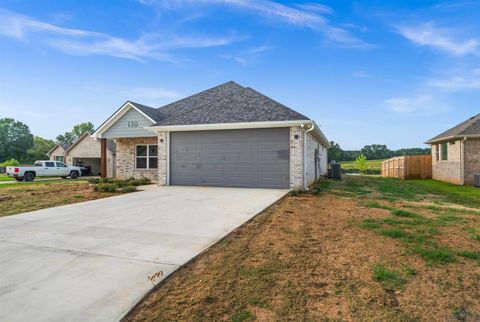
(355, 154), (368, 173)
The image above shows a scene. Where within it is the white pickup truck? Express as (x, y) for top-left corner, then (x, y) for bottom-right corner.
(6, 160), (82, 182)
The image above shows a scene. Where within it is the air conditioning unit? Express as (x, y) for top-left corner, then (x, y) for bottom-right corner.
(475, 174), (480, 187)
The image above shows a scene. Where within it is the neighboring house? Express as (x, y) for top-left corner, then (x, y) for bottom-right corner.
(48, 133), (116, 177)
(47, 143), (71, 163)
(92, 81), (330, 189)
(425, 113), (480, 185)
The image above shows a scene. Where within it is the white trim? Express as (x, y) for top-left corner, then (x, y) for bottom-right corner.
(425, 134), (480, 144)
(135, 144), (158, 170)
(147, 120), (330, 149)
(92, 102), (156, 138)
(146, 120), (310, 132)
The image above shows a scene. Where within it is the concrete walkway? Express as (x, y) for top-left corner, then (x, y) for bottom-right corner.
(0, 186), (287, 322)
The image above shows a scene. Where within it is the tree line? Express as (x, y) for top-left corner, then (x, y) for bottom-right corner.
(328, 142), (431, 162)
(0, 118), (94, 165)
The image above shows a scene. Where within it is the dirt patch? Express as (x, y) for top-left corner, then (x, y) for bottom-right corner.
(0, 181), (120, 216)
(124, 194), (480, 321)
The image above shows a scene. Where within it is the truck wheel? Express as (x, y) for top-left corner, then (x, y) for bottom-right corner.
(70, 171), (79, 179)
(24, 172), (35, 182)
(15, 177), (24, 182)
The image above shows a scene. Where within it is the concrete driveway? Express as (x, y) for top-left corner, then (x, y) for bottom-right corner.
(0, 186), (287, 322)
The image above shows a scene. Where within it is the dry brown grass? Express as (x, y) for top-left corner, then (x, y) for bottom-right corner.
(0, 181), (119, 216)
(124, 191), (480, 321)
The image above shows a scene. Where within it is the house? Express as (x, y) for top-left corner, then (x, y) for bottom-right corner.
(48, 133), (116, 177)
(47, 143), (71, 163)
(425, 113), (480, 185)
(92, 81), (330, 189)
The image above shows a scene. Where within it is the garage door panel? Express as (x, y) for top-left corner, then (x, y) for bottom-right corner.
(170, 128), (289, 188)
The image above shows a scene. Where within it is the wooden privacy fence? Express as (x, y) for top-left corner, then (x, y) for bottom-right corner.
(381, 155), (432, 179)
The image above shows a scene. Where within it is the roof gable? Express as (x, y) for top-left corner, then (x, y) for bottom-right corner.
(155, 87), (308, 126)
(427, 113), (480, 143)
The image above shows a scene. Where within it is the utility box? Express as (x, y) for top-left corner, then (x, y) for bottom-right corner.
(328, 163), (342, 179)
(475, 174), (480, 187)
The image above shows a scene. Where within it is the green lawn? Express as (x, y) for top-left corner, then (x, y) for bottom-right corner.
(339, 159), (384, 171)
(0, 178), (88, 189)
(0, 174), (14, 181)
(315, 175), (480, 209)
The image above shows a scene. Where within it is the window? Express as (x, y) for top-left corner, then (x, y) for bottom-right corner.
(441, 142), (448, 161)
(34, 162), (42, 167)
(136, 144), (158, 169)
(56, 162), (67, 167)
(45, 161), (55, 167)
(54, 155), (64, 163)
(435, 144), (439, 161)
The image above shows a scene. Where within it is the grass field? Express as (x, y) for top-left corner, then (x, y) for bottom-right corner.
(125, 176), (480, 321)
(0, 174), (14, 181)
(0, 180), (118, 216)
(339, 159), (384, 170)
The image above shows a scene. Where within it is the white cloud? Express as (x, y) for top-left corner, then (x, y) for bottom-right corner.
(0, 9), (244, 61)
(427, 67), (480, 91)
(220, 45), (270, 65)
(429, 76), (480, 91)
(296, 3), (333, 15)
(396, 22), (479, 56)
(385, 95), (446, 114)
(140, 0), (373, 48)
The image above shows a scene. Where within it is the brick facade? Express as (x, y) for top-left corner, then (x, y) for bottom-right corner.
(464, 139), (480, 185)
(116, 137), (159, 182)
(289, 127), (304, 189)
(431, 140), (462, 184)
(305, 132), (328, 186)
(157, 132), (168, 186)
(431, 139), (480, 185)
(116, 127), (328, 189)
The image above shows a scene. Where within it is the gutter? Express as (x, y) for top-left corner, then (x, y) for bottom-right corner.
(303, 122), (315, 190)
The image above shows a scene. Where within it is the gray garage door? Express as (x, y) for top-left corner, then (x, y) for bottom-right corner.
(170, 128), (290, 188)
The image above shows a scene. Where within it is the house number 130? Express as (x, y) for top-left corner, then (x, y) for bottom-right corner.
(127, 121), (138, 128)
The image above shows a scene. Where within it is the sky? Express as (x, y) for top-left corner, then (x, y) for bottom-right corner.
(0, 0), (479, 150)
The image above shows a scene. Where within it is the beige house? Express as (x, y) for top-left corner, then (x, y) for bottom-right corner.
(425, 113), (480, 185)
(48, 133), (116, 177)
(92, 81), (330, 189)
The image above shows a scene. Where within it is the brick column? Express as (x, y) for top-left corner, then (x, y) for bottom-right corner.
(100, 138), (107, 178)
(157, 132), (168, 186)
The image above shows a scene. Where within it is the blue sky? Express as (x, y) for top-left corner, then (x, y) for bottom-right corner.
(0, 0), (479, 149)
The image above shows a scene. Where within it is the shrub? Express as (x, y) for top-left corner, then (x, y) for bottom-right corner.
(0, 159), (20, 166)
(87, 178), (101, 184)
(120, 185), (137, 193)
(93, 183), (117, 193)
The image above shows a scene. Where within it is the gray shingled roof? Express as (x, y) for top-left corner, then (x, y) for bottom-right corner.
(426, 113), (480, 143)
(59, 143), (71, 150)
(129, 81), (309, 126)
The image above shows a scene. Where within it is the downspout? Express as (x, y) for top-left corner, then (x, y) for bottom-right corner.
(460, 136), (467, 185)
(303, 122), (315, 190)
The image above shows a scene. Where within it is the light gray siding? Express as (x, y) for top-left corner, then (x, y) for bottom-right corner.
(103, 108), (156, 138)
(170, 128), (290, 188)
